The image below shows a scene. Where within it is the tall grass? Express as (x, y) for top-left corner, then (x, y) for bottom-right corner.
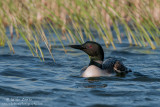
(0, 0), (160, 59)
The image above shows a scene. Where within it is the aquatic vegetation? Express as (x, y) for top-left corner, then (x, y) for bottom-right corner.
(0, 0), (160, 59)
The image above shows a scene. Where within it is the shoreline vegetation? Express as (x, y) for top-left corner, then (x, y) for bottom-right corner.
(0, 0), (160, 60)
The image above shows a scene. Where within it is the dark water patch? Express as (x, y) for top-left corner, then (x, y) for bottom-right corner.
(0, 54), (38, 62)
(23, 90), (51, 96)
(87, 104), (118, 107)
(74, 76), (133, 89)
(0, 67), (56, 79)
(76, 82), (108, 88)
(133, 72), (147, 77)
(44, 61), (63, 68)
(131, 76), (160, 82)
(90, 89), (143, 97)
(27, 78), (38, 81)
(85, 76), (129, 82)
(0, 86), (24, 96)
(0, 86), (51, 96)
(51, 88), (76, 93)
(110, 50), (147, 56)
(146, 91), (160, 96)
(104, 56), (127, 61)
(0, 68), (27, 78)
(42, 78), (71, 85)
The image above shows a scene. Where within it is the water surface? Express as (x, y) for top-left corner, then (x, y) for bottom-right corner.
(0, 33), (160, 107)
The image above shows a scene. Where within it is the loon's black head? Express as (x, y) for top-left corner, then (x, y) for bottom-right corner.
(70, 41), (104, 62)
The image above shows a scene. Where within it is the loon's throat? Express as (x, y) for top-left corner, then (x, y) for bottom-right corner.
(89, 59), (103, 68)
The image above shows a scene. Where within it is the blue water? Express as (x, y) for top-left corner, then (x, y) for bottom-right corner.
(0, 33), (160, 107)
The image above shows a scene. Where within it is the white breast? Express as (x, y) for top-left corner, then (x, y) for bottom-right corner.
(81, 65), (113, 77)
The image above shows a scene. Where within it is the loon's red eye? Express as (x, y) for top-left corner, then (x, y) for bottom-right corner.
(89, 45), (92, 48)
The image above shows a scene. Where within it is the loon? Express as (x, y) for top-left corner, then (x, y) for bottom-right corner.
(70, 41), (132, 77)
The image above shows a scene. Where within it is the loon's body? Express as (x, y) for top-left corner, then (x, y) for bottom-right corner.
(81, 65), (112, 77)
(70, 41), (132, 77)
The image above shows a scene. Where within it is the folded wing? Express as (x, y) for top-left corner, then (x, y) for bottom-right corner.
(102, 57), (132, 75)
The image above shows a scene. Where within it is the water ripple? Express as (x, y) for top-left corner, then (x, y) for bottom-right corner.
(0, 42), (160, 107)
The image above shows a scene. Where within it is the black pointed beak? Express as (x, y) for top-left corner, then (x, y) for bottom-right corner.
(69, 45), (85, 50)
